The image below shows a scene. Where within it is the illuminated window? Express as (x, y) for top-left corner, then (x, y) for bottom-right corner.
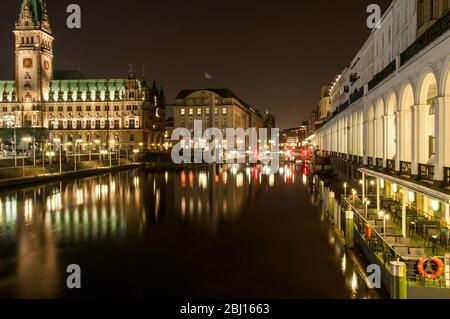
(189, 108), (193, 115)
(197, 108), (202, 115)
(181, 108), (185, 116)
(222, 108), (227, 115)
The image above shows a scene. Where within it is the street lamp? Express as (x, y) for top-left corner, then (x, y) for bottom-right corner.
(100, 150), (108, 166)
(94, 139), (101, 163)
(343, 182), (348, 197)
(54, 138), (62, 174)
(22, 137), (32, 177)
(46, 151), (55, 174)
(378, 210), (390, 237)
(133, 149), (139, 163)
(363, 198), (371, 217)
(352, 189), (357, 205)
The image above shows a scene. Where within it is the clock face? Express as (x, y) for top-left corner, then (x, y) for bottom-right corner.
(23, 58), (33, 69)
(44, 61), (50, 71)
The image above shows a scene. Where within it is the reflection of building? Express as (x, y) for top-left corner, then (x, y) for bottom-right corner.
(0, 0), (166, 151)
(173, 89), (266, 131)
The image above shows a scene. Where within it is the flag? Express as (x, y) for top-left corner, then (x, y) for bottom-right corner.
(205, 72), (213, 80)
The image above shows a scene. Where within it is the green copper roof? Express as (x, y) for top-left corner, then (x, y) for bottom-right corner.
(20, 0), (45, 25)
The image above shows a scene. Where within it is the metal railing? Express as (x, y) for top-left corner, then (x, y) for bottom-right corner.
(400, 161), (412, 176)
(401, 10), (450, 66)
(419, 164), (435, 182)
(444, 167), (450, 186)
(386, 159), (395, 173)
(376, 158), (384, 169)
(368, 60), (396, 91)
(368, 157), (374, 167)
(341, 196), (450, 289)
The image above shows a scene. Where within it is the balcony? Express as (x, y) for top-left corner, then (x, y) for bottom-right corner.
(400, 161), (411, 176)
(401, 10), (450, 66)
(349, 87), (364, 104)
(376, 158), (384, 169)
(386, 159), (395, 173)
(368, 157), (374, 167)
(419, 164), (435, 182)
(444, 167), (450, 186)
(368, 60), (396, 91)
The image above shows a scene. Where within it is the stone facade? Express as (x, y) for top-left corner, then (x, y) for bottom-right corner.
(0, 0), (166, 153)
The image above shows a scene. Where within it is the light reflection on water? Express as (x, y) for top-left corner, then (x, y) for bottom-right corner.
(0, 165), (382, 298)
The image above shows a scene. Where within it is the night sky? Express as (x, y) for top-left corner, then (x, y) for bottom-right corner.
(0, 0), (391, 128)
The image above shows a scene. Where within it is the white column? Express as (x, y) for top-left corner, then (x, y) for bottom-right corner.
(376, 178), (380, 211)
(411, 104), (429, 177)
(363, 120), (369, 165)
(383, 115), (395, 167)
(402, 190), (408, 238)
(434, 97), (450, 182)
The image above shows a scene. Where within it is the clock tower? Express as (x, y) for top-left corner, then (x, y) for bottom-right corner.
(14, 0), (54, 107)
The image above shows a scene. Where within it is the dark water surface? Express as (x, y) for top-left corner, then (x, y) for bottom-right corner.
(0, 165), (381, 298)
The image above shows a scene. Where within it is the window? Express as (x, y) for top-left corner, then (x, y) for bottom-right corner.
(58, 106), (63, 112)
(77, 120), (82, 129)
(86, 121), (91, 129)
(114, 105), (120, 111)
(105, 105), (110, 111)
(95, 106), (101, 111)
(129, 119), (135, 129)
(96, 120), (100, 129)
(114, 120), (120, 128)
(126, 105), (132, 111)
(3, 107), (7, 112)
(197, 108), (202, 115)
(222, 108), (227, 115)
(130, 134), (135, 142)
(181, 108), (185, 116)
(86, 106), (91, 112)
(133, 105), (138, 110)
(68, 106), (73, 112)
(189, 108), (193, 115)
(429, 136), (435, 157)
(77, 106), (82, 112)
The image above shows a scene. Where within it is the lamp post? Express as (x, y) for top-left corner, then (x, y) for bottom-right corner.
(364, 198), (371, 217)
(343, 182), (348, 197)
(22, 137), (32, 177)
(100, 150), (108, 166)
(352, 189), (357, 205)
(95, 139), (101, 163)
(133, 149), (139, 163)
(46, 151), (55, 175)
(54, 138), (62, 174)
(378, 210), (390, 237)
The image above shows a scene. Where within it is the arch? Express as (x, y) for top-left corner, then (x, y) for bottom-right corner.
(441, 56), (450, 97)
(375, 98), (385, 119)
(416, 68), (438, 166)
(386, 92), (397, 115)
(417, 68), (439, 105)
(399, 82), (414, 111)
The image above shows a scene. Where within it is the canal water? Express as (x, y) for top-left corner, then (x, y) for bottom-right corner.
(0, 165), (382, 298)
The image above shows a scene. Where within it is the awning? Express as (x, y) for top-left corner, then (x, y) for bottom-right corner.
(359, 167), (450, 205)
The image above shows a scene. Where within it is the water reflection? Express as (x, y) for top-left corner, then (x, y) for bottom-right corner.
(0, 165), (381, 298)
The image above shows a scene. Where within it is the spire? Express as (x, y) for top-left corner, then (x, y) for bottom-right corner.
(18, 0), (50, 31)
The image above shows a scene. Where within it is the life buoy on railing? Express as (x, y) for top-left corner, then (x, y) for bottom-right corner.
(417, 257), (444, 280)
(365, 224), (373, 241)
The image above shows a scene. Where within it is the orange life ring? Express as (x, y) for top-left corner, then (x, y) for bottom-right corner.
(417, 257), (444, 280)
(365, 224), (373, 241)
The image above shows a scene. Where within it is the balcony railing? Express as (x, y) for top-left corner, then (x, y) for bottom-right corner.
(349, 87), (364, 104)
(444, 167), (450, 186)
(419, 164), (435, 182)
(368, 60), (396, 91)
(400, 161), (411, 176)
(376, 158), (384, 169)
(386, 159), (395, 173)
(401, 10), (450, 66)
(368, 157), (374, 167)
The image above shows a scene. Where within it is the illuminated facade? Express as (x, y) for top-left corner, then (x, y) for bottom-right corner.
(0, 0), (166, 151)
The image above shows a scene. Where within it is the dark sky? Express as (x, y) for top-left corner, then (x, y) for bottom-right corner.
(0, 0), (392, 128)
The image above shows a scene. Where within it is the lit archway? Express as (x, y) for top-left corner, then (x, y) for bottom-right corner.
(375, 99), (385, 161)
(367, 105), (375, 160)
(386, 93), (397, 161)
(398, 83), (414, 164)
(416, 71), (438, 166)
